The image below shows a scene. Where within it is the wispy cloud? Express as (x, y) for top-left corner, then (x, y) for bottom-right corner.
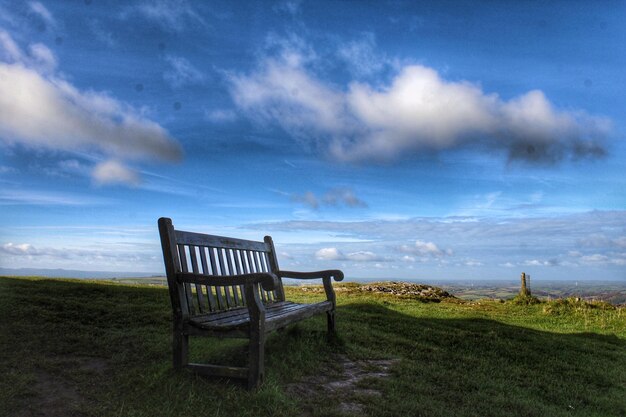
(0, 189), (112, 206)
(290, 188), (367, 210)
(204, 108), (237, 123)
(273, 0), (303, 16)
(337, 32), (388, 77)
(88, 19), (116, 47)
(0, 30), (182, 186)
(230, 41), (611, 165)
(122, 0), (206, 32)
(28, 1), (58, 31)
(163, 55), (205, 88)
(316, 247), (382, 262)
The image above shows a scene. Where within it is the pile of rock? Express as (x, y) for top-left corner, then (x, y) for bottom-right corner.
(296, 281), (457, 302)
(360, 281), (456, 302)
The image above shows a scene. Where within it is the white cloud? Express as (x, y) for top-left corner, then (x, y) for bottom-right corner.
(1, 242), (39, 255)
(229, 54), (349, 139)
(0, 30), (182, 184)
(230, 46), (611, 164)
(316, 247), (344, 260)
(163, 55), (205, 88)
(0, 63), (181, 160)
(92, 160), (141, 186)
(0, 30), (26, 62)
(400, 240), (450, 257)
(522, 259), (559, 267)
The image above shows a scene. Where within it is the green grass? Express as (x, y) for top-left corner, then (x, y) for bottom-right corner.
(1, 276), (624, 417)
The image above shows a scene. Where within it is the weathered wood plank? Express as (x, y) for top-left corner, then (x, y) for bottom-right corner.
(233, 250), (247, 306)
(226, 249), (242, 306)
(261, 252), (278, 301)
(264, 236), (286, 302)
(247, 251), (267, 304)
(177, 244), (195, 315)
(188, 245), (206, 313)
(217, 248), (235, 308)
(198, 247), (217, 311)
(175, 230), (269, 252)
(208, 247), (227, 309)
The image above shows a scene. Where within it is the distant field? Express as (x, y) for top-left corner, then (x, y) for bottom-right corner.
(1, 276), (624, 417)
(436, 280), (626, 304)
(114, 276), (626, 304)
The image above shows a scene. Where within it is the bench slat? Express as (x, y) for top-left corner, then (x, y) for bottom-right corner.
(233, 250), (247, 307)
(207, 247), (227, 309)
(216, 248), (235, 308)
(178, 244), (196, 315)
(188, 245), (206, 314)
(175, 230), (268, 252)
(198, 247), (218, 311)
(226, 249), (242, 306)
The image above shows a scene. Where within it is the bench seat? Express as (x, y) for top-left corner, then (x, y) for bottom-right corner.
(188, 300), (333, 332)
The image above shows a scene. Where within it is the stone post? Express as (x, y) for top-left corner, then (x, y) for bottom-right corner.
(520, 272), (531, 297)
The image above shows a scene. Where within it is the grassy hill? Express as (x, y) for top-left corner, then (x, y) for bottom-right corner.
(1, 276), (624, 417)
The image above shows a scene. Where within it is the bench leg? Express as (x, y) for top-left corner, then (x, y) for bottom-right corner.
(326, 310), (336, 334)
(173, 330), (189, 370)
(248, 330), (265, 389)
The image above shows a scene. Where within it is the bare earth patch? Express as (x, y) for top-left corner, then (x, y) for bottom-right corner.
(15, 356), (108, 417)
(287, 355), (399, 416)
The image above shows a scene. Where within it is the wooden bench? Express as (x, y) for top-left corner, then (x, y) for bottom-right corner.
(158, 217), (344, 389)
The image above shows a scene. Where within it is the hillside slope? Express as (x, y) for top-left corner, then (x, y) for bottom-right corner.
(1, 277), (624, 417)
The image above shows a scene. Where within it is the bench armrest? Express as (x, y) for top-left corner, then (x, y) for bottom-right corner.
(176, 272), (279, 291)
(278, 270), (344, 281)
(278, 269), (343, 306)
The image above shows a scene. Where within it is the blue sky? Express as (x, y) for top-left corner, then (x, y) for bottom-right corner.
(0, 0), (625, 281)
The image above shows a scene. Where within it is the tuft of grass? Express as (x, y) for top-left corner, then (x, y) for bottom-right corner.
(510, 294), (541, 305)
(1, 276), (625, 417)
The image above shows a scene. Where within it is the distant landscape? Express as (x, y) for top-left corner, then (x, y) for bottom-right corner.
(3, 267), (623, 305)
(113, 278), (626, 305)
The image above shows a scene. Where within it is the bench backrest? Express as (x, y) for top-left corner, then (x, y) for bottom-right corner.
(158, 217), (285, 319)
